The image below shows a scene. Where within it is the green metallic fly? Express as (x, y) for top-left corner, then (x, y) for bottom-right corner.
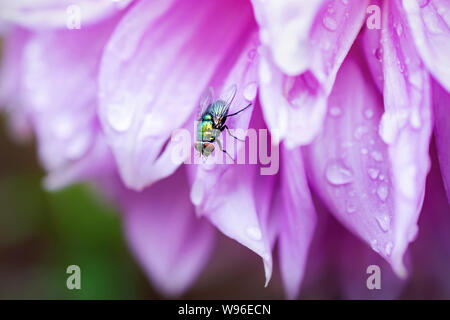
(194, 84), (252, 160)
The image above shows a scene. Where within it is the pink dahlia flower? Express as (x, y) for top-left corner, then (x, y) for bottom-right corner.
(0, 0), (449, 299)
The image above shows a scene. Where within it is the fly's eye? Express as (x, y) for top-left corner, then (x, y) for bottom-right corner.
(203, 114), (212, 121)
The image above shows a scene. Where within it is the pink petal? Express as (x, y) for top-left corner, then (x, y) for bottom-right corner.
(98, 0), (255, 190)
(250, 0), (323, 75)
(432, 80), (450, 202)
(251, 0), (368, 79)
(257, 0), (369, 147)
(380, 0), (433, 275)
(402, 0), (450, 91)
(258, 55), (328, 147)
(277, 145), (316, 299)
(0, 0), (133, 29)
(361, 23), (384, 93)
(117, 167), (215, 297)
(20, 17), (120, 189)
(303, 50), (431, 278)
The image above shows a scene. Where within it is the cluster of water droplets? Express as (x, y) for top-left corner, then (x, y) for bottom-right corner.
(324, 104), (395, 256)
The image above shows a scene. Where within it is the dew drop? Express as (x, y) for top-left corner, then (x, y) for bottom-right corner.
(376, 214), (391, 232)
(354, 125), (369, 140)
(243, 82), (258, 101)
(374, 47), (383, 61)
(106, 103), (134, 132)
(385, 242), (393, 256)
(246, 226), (262, 241)
(364, 108), (374, 119)
(329, 106), (342, 117)
(322, 16), (338, 31)
(377, 183), (389, 201)
(368, 168), (380, 180)
(191, 180), (204, 206)
(371, 239), (380, 252)
(371, 150), (383, 162)
(325, 160), (354, 185)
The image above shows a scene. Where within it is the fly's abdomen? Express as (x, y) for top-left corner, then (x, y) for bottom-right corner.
(197, 120), (214, 142)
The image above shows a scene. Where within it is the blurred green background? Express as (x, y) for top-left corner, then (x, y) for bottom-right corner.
(0, 116), (153, 299)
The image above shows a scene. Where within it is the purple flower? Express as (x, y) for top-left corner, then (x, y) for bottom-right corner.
(0, 0), (449, 299)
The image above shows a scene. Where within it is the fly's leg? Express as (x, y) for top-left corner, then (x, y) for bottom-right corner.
(222, 125), (245, 142)
(216, 138), (235, 162)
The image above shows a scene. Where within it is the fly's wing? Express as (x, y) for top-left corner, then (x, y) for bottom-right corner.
(211, 84), (237, 126)
(197, 87), (214, 120)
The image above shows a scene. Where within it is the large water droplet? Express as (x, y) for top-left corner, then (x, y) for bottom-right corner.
(243, 82), (258, 101)
(106, 102), (134, 132)
(325, 160), (354, 185)
(246, 226), (262, 241)
(374, 47), (383, 61)
(191, 180), (204, 206)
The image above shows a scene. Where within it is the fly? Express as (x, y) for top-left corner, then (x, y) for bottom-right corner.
(194, 84), (252, 160)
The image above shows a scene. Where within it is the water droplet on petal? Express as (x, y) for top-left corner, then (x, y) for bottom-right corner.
(376, 214), (391, 232)
(322, 16), (338, 31)
(368, 168), (380, 180)
(191, 180), (204, 206)
(354, 125), (369, 140)
(243, 82), (258, 101)
(385, 242), (393, 256)
(246, 226), (262, 241)
(377, 183), (389, 201)
(106, 103), (134, 132)
(329, 106), (342, 117)
(364, 108), (374, 119)
(325, 160), (354, 185)
(371, 239), (380, 252)
(371, 150), (383, 162)
(374, 47), (383, 61)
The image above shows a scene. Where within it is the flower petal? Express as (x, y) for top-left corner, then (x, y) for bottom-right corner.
(402, 0), (450, 91)
(117, 167), (215, 297)
(0, 0), (132, 29)
(432, 80), (450, 202)
(303, 49), (431, 278)
(98, 0), (255, 190)
(277, 145), (316, 299)
(250, 0), (323, 75)
(258, 55), (328, 147)
(20, 18), (119, 188)
(380, 0), (433, 275)
(251, 0), (368, 79)
(257, 0), (369, 147)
